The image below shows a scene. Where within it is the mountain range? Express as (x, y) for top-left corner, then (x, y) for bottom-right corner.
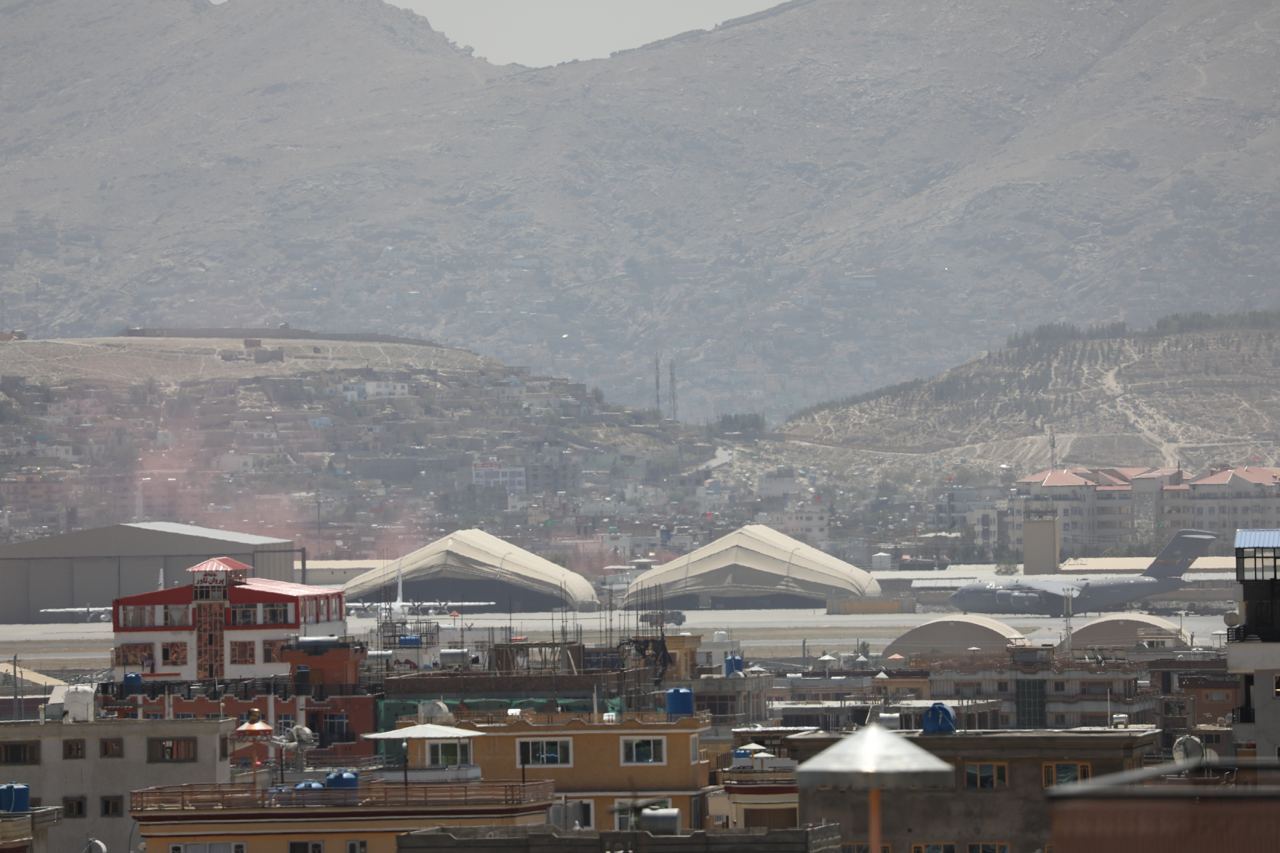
(2, 0), (1278, 418)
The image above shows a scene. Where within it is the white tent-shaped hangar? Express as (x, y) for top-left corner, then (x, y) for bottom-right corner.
(623, 524), (879, 609)
(343, 528), (598, 612)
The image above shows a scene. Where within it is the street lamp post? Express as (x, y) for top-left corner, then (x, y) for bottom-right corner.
(401, 739), (409, 792)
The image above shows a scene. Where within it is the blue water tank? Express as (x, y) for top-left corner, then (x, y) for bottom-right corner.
(294, 781), (325, 792)
(921, 702), (957, 734)
(724, 655), (744, 675)
(9, 785), (28, 812)
(665, 688), (694, 718)
(0, 784), (13, 812)
(324, 770), (359, 789)
(123, 672), (144, 695)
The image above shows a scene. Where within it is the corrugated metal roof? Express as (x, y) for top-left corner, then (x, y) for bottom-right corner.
(126, 521), (290, 545)
(1235, 529), (1280, 548)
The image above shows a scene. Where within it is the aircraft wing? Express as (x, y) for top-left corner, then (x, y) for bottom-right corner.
(1006, 579), (1085, 598)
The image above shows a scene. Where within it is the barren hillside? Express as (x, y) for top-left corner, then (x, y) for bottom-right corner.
(773, 321), (1280, 485)
(2, 0), (1279, 417)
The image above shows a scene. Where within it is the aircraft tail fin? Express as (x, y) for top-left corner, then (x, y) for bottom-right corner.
(1142, 529), (1216, 579)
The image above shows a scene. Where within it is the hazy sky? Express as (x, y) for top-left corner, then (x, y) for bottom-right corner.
(389, 0), (787, 67)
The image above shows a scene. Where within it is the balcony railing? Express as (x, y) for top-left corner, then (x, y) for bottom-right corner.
(0, 816), (32, 845)
(131, 780), (554, 813)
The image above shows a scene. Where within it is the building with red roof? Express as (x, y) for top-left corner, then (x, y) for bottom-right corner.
(1011, 466), (1185, 556)
(112, 556), (345, 682)
(1004, 463), (1280, 556)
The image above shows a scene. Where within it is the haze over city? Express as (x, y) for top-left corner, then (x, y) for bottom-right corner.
(0, 1), (1277, 850)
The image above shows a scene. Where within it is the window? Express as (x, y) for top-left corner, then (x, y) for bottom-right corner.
(967, 845), (1008, 853)
(346, 843), (368, 853)
(912, 846), (957, 853)
(148, 737), (198, 763)
(162, 642), (188, 666)
(622, 737), (665, 765)
(1053, 681), (1066, 692)
(114, 642), (154, 666)
(289, 843), (323, 853)
(276, 714), (296, 736)
(0, 741), (39, 765)
(325, 712), (349, 742)
(691, 734), (700, 764)
(100, 738), (124, 758)
(263, 639), (288, 663)
(63, 796), (86, 818)
(194, 583), (226, 601)
(518, 739), (572, 766)
(63, 739), (86, 760)
(263, 604), (291, 625)
(1042, 762), (1091, 787)
(964, 762), (1008, 790)
(101, 795), (124, 817)
(230, 641), (255, 665)
(429, 741), (470, 767)
(220, 735), (230, 760)
(162, 605), (190, 627)
(996, 681), (1009, 693)
(230, 605), (256, 626)
(853, 846), (891, 853)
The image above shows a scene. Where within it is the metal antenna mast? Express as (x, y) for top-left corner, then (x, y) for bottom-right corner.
(668, 360), (677, 423)
(654, 356), (662, 417)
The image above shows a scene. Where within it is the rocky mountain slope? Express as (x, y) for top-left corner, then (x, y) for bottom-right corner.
(759, 317), (1280, 486)
(2, 0), (1279, 418)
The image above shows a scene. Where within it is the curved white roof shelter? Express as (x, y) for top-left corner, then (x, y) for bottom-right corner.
(882, 615), (1026, 660)
(1067, 613), (1188, 650)
(343, 528), (597, 611)
(623, 524), (879, 608)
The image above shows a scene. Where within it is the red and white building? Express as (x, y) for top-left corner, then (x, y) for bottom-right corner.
(111, 556), (346, 682)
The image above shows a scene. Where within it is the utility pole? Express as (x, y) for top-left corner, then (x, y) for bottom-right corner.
(11, 654), (18, 721)
(668, 360), (677, 423)
(654, 356), (662, 418)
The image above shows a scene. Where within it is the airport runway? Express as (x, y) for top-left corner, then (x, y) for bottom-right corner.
(0, 609), (1232, 675)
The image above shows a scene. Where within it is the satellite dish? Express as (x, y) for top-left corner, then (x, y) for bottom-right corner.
(1224, 612), (1242, 627)
(291, 725), (316, 746)
(1172, 735), (1204, 762)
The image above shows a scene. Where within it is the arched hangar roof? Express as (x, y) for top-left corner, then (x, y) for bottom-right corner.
(883, 615), (1026, 660)
(343, 529), (597, 611)
(623, 524), (879, 607)
(1068, 613), (1187, 649)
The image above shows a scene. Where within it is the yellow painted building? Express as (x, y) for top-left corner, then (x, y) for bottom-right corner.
(446, 712), (716, 831)
(130, 780), (552, 853)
